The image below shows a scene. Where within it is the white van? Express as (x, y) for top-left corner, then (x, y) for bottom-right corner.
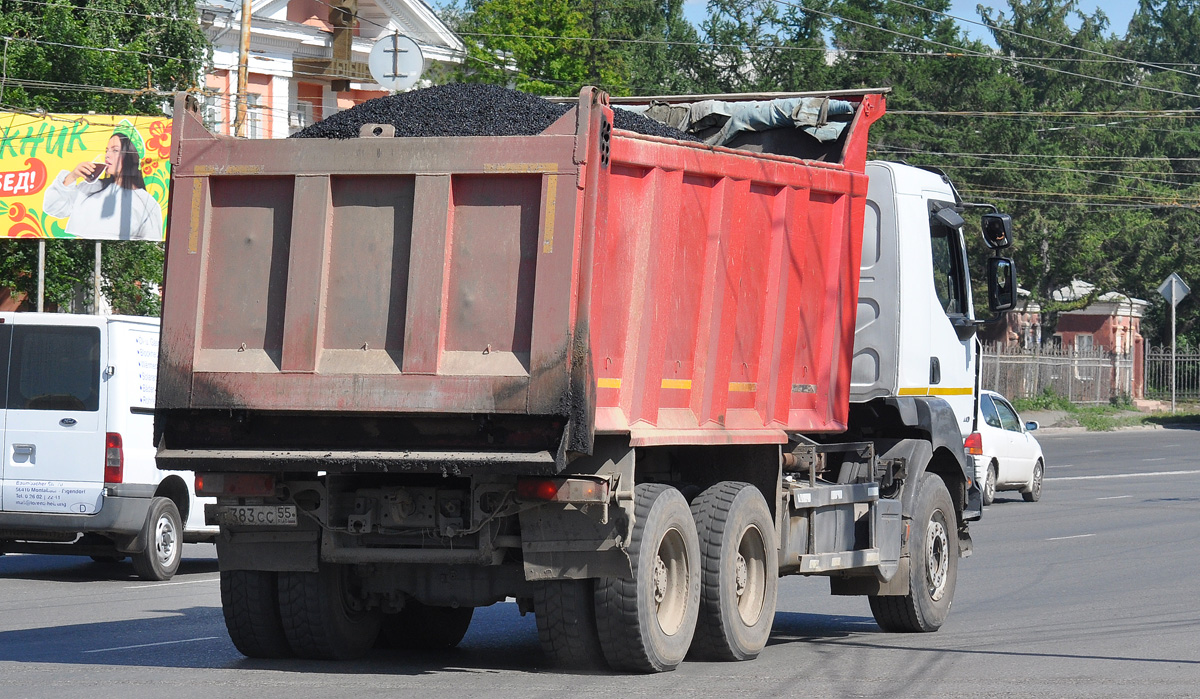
(0, 313), (216, 580)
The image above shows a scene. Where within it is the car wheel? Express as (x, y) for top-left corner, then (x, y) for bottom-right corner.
(1022, 460), (1044, 502)
(982, 462), (997, 506)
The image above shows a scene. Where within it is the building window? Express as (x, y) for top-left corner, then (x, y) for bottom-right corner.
(1075, 334), (1093, 352)
(290, 101), (314, 135)
(245, 92), (262, 138)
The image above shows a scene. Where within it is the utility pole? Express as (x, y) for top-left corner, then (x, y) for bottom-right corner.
(234, 0), (251, 137)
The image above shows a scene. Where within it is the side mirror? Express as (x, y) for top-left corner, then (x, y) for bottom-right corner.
(988, 257), (1017, 313)
(1025, 421), (1039, 431)
(981, 213), (1013, 249)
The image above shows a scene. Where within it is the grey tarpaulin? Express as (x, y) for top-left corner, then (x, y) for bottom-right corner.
(623, 97), (855, 147)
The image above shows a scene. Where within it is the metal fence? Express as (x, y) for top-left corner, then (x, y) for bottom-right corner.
(979, 345), (1133, 405)
(1144, 345), (1200, 401)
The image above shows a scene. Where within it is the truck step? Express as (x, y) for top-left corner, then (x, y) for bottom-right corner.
(785, 482), (879, 509)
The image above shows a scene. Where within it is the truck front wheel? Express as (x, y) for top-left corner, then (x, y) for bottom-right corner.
(534, 579), (606, 668)
(278, 563), (381, 659)
(869, 473), (958, 632)
(221, 570), (293, 658)
(688, 482), (778, 661)
(594, 483), (701, 672)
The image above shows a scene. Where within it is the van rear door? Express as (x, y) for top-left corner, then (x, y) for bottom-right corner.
(0, 319), (106, 514)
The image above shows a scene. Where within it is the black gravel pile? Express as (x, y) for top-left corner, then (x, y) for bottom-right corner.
(290, 83), (698, 142)
(612, 107), (700, 142)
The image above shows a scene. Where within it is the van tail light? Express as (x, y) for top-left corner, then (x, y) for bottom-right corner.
(517, 478), (609, 503)
(195, 473), (276, 497)
(104, 433), (124, 483)
(964, 432), (983, 456)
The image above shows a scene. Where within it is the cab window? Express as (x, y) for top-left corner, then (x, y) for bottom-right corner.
(7, 325), (101, 412)
(994, 398), (1021, 432)
(931, 218), (967, 316)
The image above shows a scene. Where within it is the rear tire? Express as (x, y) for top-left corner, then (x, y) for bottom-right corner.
(869, 473), (958, 633)
(278, 563), (381, 659)
(1023, 461), (1044, 502)
(689, 482), (778, 661)
(378, 601), (474, 650)
(594, 483), (701, 673)
(534, 579), (606, 668)
(982, 463), (997, 506)
(132, 497), (182, 581)
(221, 569), (293, 658)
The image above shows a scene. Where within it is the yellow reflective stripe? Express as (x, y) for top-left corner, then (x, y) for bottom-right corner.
(729, 382), (757, 392)
(661, 379), (692, 390)
(930, 387), (975, 396)
(898, 387), (974, 396)
(597, 378), (622, 389)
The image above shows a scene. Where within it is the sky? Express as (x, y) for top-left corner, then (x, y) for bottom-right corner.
(681, 0), (1142, 45)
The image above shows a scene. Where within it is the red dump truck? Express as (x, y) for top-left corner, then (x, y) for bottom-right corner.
(156, 86), (1016, 671)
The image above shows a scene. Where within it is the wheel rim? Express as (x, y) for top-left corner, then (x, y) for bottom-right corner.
(652, 526), (691, 636)
(1032, 464), (1043, 498)
(734, 524), (767, 626)
(154, 513), (178, 567)
(925, 511), (950, 602)
(985, 467), (996, 501)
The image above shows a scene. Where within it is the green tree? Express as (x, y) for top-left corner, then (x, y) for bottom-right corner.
(0, 0), (209, 314)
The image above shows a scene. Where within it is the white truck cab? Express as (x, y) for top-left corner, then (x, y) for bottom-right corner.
(853, 161), (1017, 521)
(0, 313), (216, 580)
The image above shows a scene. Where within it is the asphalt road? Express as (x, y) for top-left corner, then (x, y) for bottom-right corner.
(2, 427), (1198, 698)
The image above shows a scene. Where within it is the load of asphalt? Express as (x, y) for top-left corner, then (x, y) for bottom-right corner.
(290, 83), (698, 142)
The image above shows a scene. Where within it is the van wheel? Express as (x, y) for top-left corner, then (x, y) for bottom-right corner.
(221, 570), (293, 658)
(278, 563), (381, 660)
(594, 483), (701, 672)
(869, 473), (958, 632)
(132, 497), (182, 581)
(377, 600), (474, 650)
(688, 482), (778, 661)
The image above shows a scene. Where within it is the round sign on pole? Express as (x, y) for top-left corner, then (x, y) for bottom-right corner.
(368, 33), (424, 92)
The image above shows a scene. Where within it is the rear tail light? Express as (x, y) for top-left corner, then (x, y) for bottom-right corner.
(517, 478), (609, 503)
(195, 472), (276, 497)
(104, 433), (123, 483)
(964, 432), (983, 456)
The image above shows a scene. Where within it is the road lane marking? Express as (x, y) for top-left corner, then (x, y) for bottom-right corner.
(1097, 495), (1132, 500)
(1046, 534), (1095, 541)
(1047, 469), (1200, 482)
(1145, 458), (1167, 462)
(84, 637), (220, 653)
(123, 577), (219, 590)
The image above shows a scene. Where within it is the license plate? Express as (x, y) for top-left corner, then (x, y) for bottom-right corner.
(220, 505), (298, 527)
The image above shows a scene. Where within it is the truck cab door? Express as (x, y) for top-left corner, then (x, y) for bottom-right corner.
(0, 321), (106, 515)
(926, 203), (976, 436)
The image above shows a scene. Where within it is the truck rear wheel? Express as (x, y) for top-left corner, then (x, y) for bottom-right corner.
(278, 563), (381, 659)
(534, 579), (606, 668)
(688, 482), (778, 661)
(378, 600), (474, 650)
(869, 473), (958, 632)
(594, 483), (700, 673)
(221, 570), (293, 658)
(132, 497), (182, 581)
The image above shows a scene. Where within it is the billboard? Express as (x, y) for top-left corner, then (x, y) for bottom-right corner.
(0, 112), (171, 241)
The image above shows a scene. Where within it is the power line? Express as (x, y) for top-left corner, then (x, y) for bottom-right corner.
(775, 0), (1200, 102)
(873, 145), (1200, 163)
(2, 35), (193, 62)
(10, 0), (190, 22)
(888, 0), (1200, 83)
